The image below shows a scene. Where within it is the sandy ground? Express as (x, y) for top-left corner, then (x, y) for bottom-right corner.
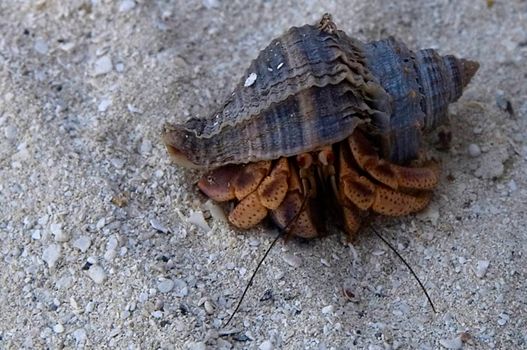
(1, 0), (526, 349)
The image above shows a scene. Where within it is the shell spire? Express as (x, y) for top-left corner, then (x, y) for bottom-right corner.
(460, 59), (480, 88)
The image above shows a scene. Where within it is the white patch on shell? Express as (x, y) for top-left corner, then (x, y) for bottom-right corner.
(276, 62), (284, 70)
(244, 72), (257, 87)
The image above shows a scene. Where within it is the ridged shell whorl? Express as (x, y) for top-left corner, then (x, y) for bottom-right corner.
(363, 38), (479, 162)
(163, 17), (478, 169)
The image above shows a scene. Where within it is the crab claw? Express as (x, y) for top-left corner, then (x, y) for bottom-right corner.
(197, 165), (239, 202)
(231, 161), (272, 200)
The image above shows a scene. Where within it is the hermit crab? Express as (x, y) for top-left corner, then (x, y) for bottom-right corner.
(162, 14), (478, 239)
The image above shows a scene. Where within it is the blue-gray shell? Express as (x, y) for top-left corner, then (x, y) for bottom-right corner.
(163, 23), (478, 168)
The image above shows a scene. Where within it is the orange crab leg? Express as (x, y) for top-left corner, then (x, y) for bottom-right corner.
(339, 140), (433, 217)
(228, 160), (285, 229)
(348, 129), (440, 190)
(371, 187), (432, 216)
(257, 157), (290, 210)
(338, 144), (376, 210)
(341, 200), (362, 238)
(228, 191), (269, 229)
(232, 161), (272, 200)
(270, 156), (319, 238)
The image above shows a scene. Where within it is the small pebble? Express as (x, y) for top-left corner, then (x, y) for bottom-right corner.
(150, 218), (169, 233)
(31, 230), (41, 240)
(187, 211), (211, 231)
(372, 249), (385, 256)
(34, 38), (49, 54)
(98, 98), (112, 112)
(173, 278), (189, 297)
(475, 158), (505, 179)
(188, 342), (206, 350)
(497, 313), (509, 326)
(282, 253), (302, 268)
(217, 338), (232, 349)
(321, 305), (334, 315)
(507, 180), (517, 192)
(42, 244), (61, 268)
(138, 292), (148, 303)
(73, 236), (91, 252)
(73, 328), (87, 345)
(111, 158), (125, 169)
(202, 0), (219, 8)
(53, 323), (64, 334)
(50, 223), (70, 242)
(96, 218), (106, 230)
(151, 310), (163, 318)
(139, 139), (152, 155)
(204, 200), (227, 222)
(439, 335), (463, 349)
(59, 42), (75, 51)
(127, 104), (143, 114)
(274, 271), (285, 280)
(519, 100), (527, 119)
(4, 125), (17, 141)
(107, 236), (119, 251)
(93, 55), (113, 76)
(119, 0), (136, 12)
(244, 72), (257, 87)
(204, 300), (214, 314)
(115, 62), (125, 72)
(157, 279), (174, 293)
(468, 144), (481, 158)
(259, 340), (273, 350)
(249, 238), (260, 247)
(104, 236), (118, 261)
(417, 204), (440, 225)
(495, 91), (514, 115)
(475, 260), (490, 278)
(56, 275), (73, 290)
(87, 265), (107, 284)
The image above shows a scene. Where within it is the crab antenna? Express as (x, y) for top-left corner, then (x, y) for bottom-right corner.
(223, 194), (309, 328)
(370, 226), (437, 313)
(223, 230), (282, 328)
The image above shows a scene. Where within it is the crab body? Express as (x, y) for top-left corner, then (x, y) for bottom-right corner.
(163, 15), (478, 239)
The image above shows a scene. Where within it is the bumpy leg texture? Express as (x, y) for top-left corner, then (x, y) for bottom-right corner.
(348, 129), (439, 190)
(198, 157), (319, 237)
(198, 160), (275, 229)
(257, 158), (289, 210)
(232, 161), (271, 200)
(270, 155), (319, 238)
(339, 128), (437, 224)
(371, 187), (432, 216)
